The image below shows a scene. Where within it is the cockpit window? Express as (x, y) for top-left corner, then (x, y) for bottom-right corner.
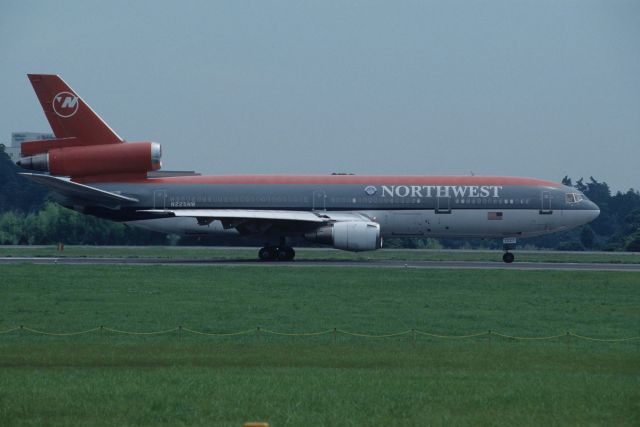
(565, 193), (584, 204)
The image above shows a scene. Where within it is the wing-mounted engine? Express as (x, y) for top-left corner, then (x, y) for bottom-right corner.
(305, 221), (382, 252)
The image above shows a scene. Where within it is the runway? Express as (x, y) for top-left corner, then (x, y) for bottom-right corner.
(2, 257), (640, 271)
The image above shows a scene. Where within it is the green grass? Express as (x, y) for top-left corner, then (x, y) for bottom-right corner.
(1, 265), (639, 426)
(1, 244), (639, 263)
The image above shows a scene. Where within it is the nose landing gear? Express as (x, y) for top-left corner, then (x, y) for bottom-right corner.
(502, 252), (515, 263)
(502, 237), (516, 263)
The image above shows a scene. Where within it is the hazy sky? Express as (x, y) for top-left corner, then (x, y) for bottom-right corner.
(1, 1), (638, 191)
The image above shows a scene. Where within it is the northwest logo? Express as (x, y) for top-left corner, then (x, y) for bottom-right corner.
(52, 92), (79, 118)
(364, 185), (503, 198)
(364, 185), (377, 196)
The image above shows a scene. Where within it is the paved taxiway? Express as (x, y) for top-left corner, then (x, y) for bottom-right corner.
(2, 257), (640, 271)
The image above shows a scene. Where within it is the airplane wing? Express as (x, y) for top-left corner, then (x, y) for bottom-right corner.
(20, 173), (139, 207)
(139, 209), (329, 224)
(137, 209), (373, 236)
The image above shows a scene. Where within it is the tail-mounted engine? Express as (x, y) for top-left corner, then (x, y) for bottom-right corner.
(305, 221), (382, 252)
(16, 141), (162, 178)
(17, 75), (162, 179)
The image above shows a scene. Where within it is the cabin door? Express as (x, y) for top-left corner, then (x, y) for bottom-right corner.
(153, 190), (167, 209)
(312, 190), (326, 211)
(540, 191), (553, 214)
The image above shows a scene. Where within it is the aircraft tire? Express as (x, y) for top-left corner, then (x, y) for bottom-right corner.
(277, 247), (295, 261)
(502, 252), (515, 264)
(258, 246), (277, 261)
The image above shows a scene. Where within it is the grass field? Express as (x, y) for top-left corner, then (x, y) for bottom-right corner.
(1, 264), (639, 426)
(1, 244), (640, 263)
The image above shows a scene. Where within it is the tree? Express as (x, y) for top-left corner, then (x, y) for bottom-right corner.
(626, 232), (640, 252)
(579, 226), (596, 249)
(610, 189), (640, 222)
(576, 177), (613, 236)
(0, 202), (167, 245)
(0, 211), (25, 244)
(0, 151), (48, 213)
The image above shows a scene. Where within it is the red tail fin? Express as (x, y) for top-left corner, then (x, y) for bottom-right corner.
(27, 74), (123, 145)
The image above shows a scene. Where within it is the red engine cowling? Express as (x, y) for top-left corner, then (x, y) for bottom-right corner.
(18, 142), (162, 177)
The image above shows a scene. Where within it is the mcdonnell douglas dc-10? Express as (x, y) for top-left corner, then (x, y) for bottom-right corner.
(16, 75), (600, 262)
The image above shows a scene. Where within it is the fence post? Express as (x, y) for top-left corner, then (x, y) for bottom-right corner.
(411, 328), (416, 348)
(256, 326), (261, 342)
(333, 328), (337, 345)
(178, 325), (182, 341)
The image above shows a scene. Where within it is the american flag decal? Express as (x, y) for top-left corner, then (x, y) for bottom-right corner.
(488, 212), (503, 220)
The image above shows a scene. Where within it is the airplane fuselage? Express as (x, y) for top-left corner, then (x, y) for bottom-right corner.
(71, 175), (600, 240)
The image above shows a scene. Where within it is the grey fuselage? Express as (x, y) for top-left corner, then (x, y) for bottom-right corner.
(66, 175), (600, 241)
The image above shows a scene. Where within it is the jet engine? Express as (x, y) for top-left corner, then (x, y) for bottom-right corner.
(305, 221), (382, 252)
(17, 142), (162, 178)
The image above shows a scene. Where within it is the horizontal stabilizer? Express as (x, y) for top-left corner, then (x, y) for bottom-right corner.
(20, 173), (138, 206)
(20, 137), (84, 156)
(140, 209), (327, 223)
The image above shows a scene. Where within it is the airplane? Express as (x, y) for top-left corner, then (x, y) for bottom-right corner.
(15, 74), (600, 263)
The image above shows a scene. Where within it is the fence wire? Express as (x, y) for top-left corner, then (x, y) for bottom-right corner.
(1, 325), (638, 343)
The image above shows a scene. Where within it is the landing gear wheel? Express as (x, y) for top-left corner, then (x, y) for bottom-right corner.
(502, 252), (515, 264)
(276, 247), (295, 261)
(258, 246), (277, 261)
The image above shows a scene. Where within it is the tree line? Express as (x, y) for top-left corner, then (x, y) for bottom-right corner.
(0, 151), (166, 245)
(1, 150), (638, 250)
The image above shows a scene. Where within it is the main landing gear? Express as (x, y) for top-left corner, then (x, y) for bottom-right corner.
(502, 237), (517, 264)
(258, 246), (296, 261)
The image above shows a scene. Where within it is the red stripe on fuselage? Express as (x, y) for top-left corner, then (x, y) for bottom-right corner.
(76, 174), (562, 187)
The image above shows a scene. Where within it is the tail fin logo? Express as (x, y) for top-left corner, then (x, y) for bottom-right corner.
(52, 92), (79, 118)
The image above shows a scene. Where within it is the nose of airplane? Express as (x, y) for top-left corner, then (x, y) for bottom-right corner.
(587, 201), (600, 222)
(568, 199), (600, 228)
